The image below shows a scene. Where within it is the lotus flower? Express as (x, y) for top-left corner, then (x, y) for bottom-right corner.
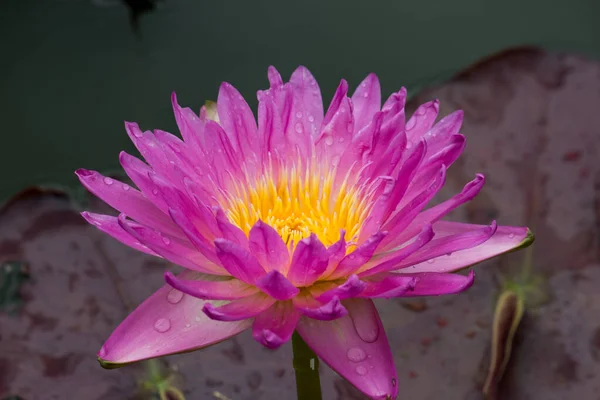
(77, 66), (532, 399)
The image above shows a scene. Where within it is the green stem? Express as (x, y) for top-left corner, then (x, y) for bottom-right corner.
(292, 331), (323, 400)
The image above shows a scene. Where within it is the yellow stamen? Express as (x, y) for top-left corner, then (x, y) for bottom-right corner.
(220, 160), (373, 251)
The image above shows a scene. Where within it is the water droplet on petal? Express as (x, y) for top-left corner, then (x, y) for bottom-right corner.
(406, 141), (413, 149)
(154, 318), (171, 333)
(508, 233), (515, 239)
(324, 135), (334, 146)
(349, 300), (380, 343)
(308, 115), (315, 122)
(332, 155), (341, 166)
(185, 323), (191, 328)
(195, 315), (202, 322)
(162, 236), (171, 245)
(392, 378), (397, 387)
(347, 347), (367, 362)
(152, 188), (159, 195)
(427, 259), (435, 264)
(295, 122), (304, 134)
(167, 288), (183, 304)
(355, 366), (368, 376)
(122, 184), (130, 191)
(103, 177), (114, 185)
(363, 92), (369, 98)
(406, 118), (417, 130)
(295, 111), (303, 119)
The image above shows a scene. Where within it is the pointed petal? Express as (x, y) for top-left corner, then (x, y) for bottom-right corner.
(322, 230), (347, 277)
(395, 221), (498, 270)
(328, 232), (387, 280)
(257, 94), (286, 157)
(214, 239), (266, 284)
(405, 223), (533, 273)
(405, 100), (440, 142)
(289, 65), (324, 139)
(81, 212), (157, 256)
(381, 165), (446, 249)
(75, 169), (181, 238)
(119, 151), (169, 214)
(363, 270), (474, 298)
(360, 225), (434, 277)
(97, 271), (250, 368)
(293, 295), (348, 321)
(296, 299), (398, 400)
(118, 214), (225, 275)
(255, 270), (299, 300)
(400, 174), (485, 243)
(215, 209), (249, 249)
(168, 207), (220, 265)
(287, 234), (329, 287)
(171, 92), (204, 151)
(217, 82), (260, 160)
(352, 73), (381, 132)
(252, 301), (300, 349)
(203, 293), (275, 321)
(359, 275), (417, 299)
(248, 220), (290, 273)
(315, 275), (367, 302)
(164, 271), (258, 300)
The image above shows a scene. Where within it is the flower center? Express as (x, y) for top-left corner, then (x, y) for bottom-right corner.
(221, 163), (373, 249)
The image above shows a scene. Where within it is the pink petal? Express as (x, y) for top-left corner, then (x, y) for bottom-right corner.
(360, 141), (426, 240)
(328, 232), (387, 280)
(321, 230), (347, 278)
(151, 173), (219, 241)
(360, 225), (434, 277)
(336, 112), (384, 185)
(215, 209), (249, 249)
(164, 271), (258, 300)
(75, 169), (181, 238)
(203, 293), (275, 321)
(97, 271), (250, 367)
(203, 120), (243, 179)
(118, 214), (226, 275)
(171, 92), (204, 151)
(217, 82), (260, 161)
(381, 165), (446, 249)
(168, 207), (220, 265)
(124, 122), (189, 187)
(296, 299), (398, 400)
(359, 275), (417, 298)
(255, 270), (299, 301)
(405, 100), (440, 142)
(248, 220), (290, 273)
(257, 94), (286, 158)
(315, 275), (367, 302)
(289, 65), (324, 139)
(382, 87), (407, 113)
(252, 301), (300, 349)
(362, 270), (475, 298)
(119, 151), (169, 214)
(81, 212), (157, 256)
(423, 110), (464, 155)
(287, 234), (329, 287)
(317, 93), (353, 159)
(352, 73), (381, 133)
(395, 221), (498, 270)
(293, 296), (348, 321)
(214, 239), (267, 284)
(403, 174), (485, 238)
(404, 222), (533, 273)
